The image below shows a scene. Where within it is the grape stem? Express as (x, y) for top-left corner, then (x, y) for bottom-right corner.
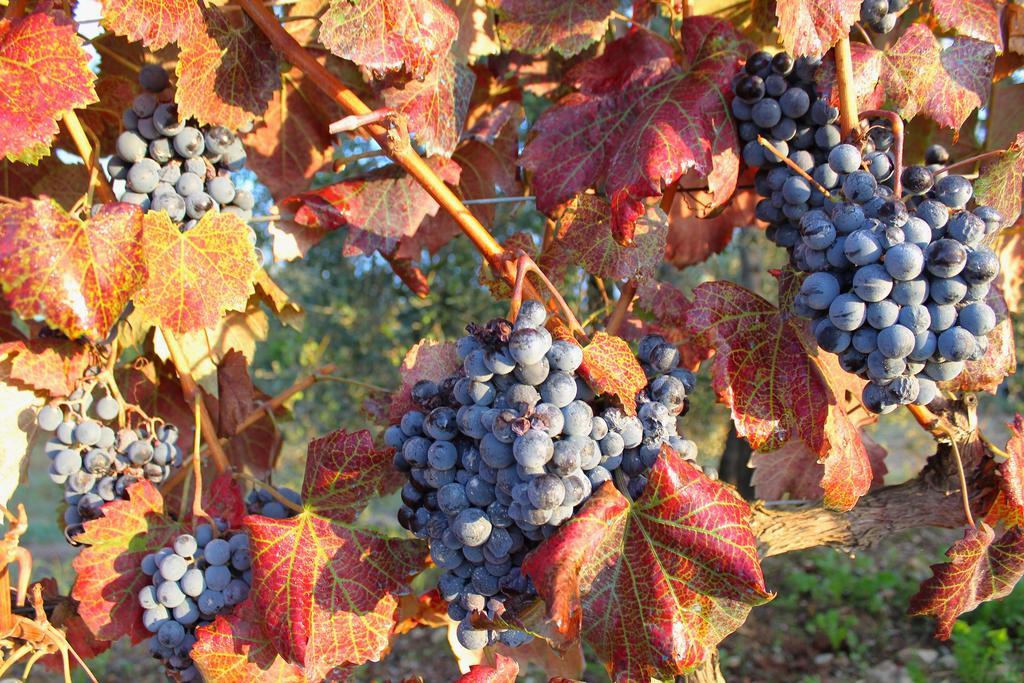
(936, 150), (1006, 176)
(858, 109), (904, 196)
(190, 401), (214, 527)
(834, 38), (859, 139)
(508, 254), (587, 338)
(605, 280), (637, 337)
(946, 432), (976, 529)
(160, 328), (231, 474)
(231, 0), (549, 304)
(62, 111), (115, 205)
(757, 136), (833, 198)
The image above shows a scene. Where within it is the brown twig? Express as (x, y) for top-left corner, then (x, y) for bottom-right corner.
(757, 136), (832, 197)
(858, 109), (904, 196)
(936, 150), (1006, 176)
(510, 255), (587, 338)
(62, 111), (115, 204)
(4, 0), (29, 19)
(834, 38), (859, 140)
(190, 402), (213, 525)
(160, 329), (230, 474)
(229, 364), (339, 436)
(605, 280), (637, 337)
(947, 435), (976, 528)
(232, 0), (540, 298)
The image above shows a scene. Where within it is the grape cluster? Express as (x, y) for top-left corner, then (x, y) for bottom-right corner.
(859, 0), (906, 34)
(245, 486), (301, 518)
(108, 65), (254, 226)
(790, 151), (1002, 412)
(387, 301), (697, 649)
(36, 400), (183, 540)
(139, 527), (252, 681)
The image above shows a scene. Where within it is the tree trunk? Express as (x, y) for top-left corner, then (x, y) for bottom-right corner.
(718, 425), (754, 499)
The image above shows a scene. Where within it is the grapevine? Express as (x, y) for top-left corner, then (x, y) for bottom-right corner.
(0, 0), (1019, 682)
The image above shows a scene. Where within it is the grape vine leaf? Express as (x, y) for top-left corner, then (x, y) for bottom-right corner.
(192, 599), (306, 683)
(997, 223), (1024, 313)
(908, 522), (1024, 639)
(217, 349), (281, 478)
(880, 26), (995, 130)
(519, 19), (751, 244)
(244, 428), (427, 677)
(389, 339), (461, 423)
(686, 278), (874, 508)
(0, 10), (97, 163)
(0, 339), (91, 398)
(996, 414), (1024, 516)
(0, 375), (43, 508)
(664, 186), (758, 268)
(488, 0), (618, 57)
(381, 53), (475, 158)
(72, 477), (247, 642)
(0, 156), (90, 211)
(457, 653), (519, 682)
(133, 210), (259, 334)
(318, 0), (458, 80)
(116, 358), (196, 450)
(398, 124), (521, 259)
(67, 75), (137, 155)
(242, 70), (337, 202)
(946, 288), (1016, 394)
(546, 195), (669, 281)
(931, 0), (1002, 48)
(100, 0), (201, 49)
(37, 577), (112, 672)
(774, 0), (859, 58)
(974, 132), (1024, 229)
(280, 158), (461, 257)
(0, 199), (145, 341)
(392, 589), (450, 634)
(816, 42), (884, 111)
(578, 332), (648, 416)
(522, 448), (772, 680)
(175, 7), (280, 130)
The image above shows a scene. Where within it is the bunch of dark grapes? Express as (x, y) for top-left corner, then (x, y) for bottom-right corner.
(139, 526), (252, 681)
(790, 149), (1002, 413)
(35, 398), (183, 540)
(387, 301), (697, 649)
(245, 486), (302, 518)
(108, 65), (254, 226)
(859, 0), (906, 34)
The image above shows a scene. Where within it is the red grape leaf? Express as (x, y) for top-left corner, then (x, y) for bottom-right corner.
(0, 199), (145, 341)
(280, 158), (461, 256)
(71, 481), (187, 643)
(774, 0), (859, 59)
(116, 357), (196, 449)
(817, 41), (884, 111)
(985, 80), (1024, 151)
(175, 7), (280, 130)
(0, 10), (97, 163)
(881, 26), (995, 129)
(996, 414), (1024, 516)
(133, 210), (259, 334)
(0, 339), (91, 398)
(399, 124), (522, 259)
(192, 599), (305, 683)
(686, 279), (834, 454)
(974, 131), (1024, 229)
(946, 287), (1016, 394)
(244, 429), (426, 674)
(909, 522), (1024, 639)
(388, 339), (460, 423)
(665, 187), (758, 268)
(242, 70), (337, 201)
(318, 0), (458, 80)
(578, 332), (648, 416)
(457, 653), (519, 682)
(519, 20), (750, 244)
(100, 0), (201, 50)
(218, 349), (280, 478)
(523, 449), (772, 680)
(931, 0), (1002, 48)
(488, 0), (618, 57)
(547, 194), (668, 281)
(381, 53), (475, 158)
(392, 589), (450, 634)
(302, 428), (403, 519)
(0, 156), (91, 210)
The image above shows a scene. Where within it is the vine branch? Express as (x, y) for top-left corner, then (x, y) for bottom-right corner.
(62, 111), (115, 205)
(834, 38), (859, 139)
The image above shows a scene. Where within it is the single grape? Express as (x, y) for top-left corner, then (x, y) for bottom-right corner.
(37, 405), (64, 431)
(116, 131), (148, 163)
(751, 98), (782, 128)
(152, 192), (186, 222)
(925, 239), (967, 278)
(946, 212), (986, 245)
(958, 302), (996, 337)
(173, 127), (206, 158)
(139, 65), (170, 92)
(185, 192), (216, 219)
(206, 176), (236, 205)
(197, 589), (225, 614)
(937, 327), (976, 362)
(934, 174), (973, 209)
(204, 538), (231, 566)
(142, 605), (170, 632)
(204, 565), (232, 592)
(156, 580), (186, 609)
